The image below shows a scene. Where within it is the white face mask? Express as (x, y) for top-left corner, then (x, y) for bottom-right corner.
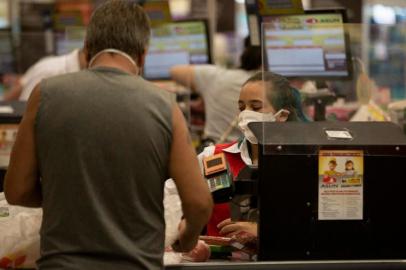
(88, 48), (137, 69)
(237, 109), (289, 144)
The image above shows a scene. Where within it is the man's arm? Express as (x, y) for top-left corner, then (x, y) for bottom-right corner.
(169, 105), (213, 252)
(4, 85), (41, 207)
(170, 65), (197, 92)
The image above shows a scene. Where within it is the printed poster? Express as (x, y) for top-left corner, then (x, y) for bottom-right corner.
(0, 124), (18, 168)
(318, 150), (364, 220)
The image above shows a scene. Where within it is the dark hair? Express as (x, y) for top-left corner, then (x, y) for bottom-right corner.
(243, 71), (309, 122)
(240, 46), (261, 71)
(85, 0), (151, 63)
(239, 37), (261, 71)
(345, 160), (354, 169)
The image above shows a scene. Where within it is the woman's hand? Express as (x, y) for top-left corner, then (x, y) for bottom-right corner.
(217, 218), (258, 237)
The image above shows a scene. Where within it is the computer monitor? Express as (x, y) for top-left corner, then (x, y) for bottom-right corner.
(144, 20), (212, 80)
(262, 9), (352, 79)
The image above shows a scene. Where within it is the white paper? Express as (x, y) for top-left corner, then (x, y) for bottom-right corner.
(325, 130), (353, 140)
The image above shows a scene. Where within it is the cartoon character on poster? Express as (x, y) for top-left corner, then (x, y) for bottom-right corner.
(342, 158), (362, 185)
(322, 158), (341, 183)
(319, 151), (363, 186)
(344, 160), (356, 177)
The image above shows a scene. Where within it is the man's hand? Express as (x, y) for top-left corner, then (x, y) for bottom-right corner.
(172, 219), (201, 252)
(181, 240), (210, 262)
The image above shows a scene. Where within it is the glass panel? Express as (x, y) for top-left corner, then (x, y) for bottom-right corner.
(257, 19), (406, 158)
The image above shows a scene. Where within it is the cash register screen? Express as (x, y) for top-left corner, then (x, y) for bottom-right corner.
(207, 157), (222, 168)
(144, 20), (211, 80)
(263, 10), (351, 79)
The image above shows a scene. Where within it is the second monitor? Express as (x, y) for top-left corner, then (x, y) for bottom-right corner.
(144, 20), (212, 80)
(262, 9), (352, 79)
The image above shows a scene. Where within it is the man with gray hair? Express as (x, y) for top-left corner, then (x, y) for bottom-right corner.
(3, 1), (213, 269)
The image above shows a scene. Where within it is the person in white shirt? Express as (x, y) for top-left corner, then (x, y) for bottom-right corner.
(3, 49), (87, 101)
(170, 38), (261, 143)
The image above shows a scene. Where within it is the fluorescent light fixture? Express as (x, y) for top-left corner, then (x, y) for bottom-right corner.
(373, 4), (396, 25)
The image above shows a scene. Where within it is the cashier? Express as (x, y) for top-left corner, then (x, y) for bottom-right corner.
(199, 71), (309, 237)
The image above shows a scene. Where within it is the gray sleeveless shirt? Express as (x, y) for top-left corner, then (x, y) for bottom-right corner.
(35, 67), (175, 270)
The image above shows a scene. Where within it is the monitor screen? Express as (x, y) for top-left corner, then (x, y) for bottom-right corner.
(263, 10), (351, 79)
(144, 20), (211, 80)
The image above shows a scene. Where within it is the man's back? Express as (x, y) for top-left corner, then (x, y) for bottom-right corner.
(36, 67), (175, 270)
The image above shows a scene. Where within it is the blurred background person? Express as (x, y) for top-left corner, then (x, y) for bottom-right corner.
(3, 48), (87, 101)
(170, 37), (261, 145)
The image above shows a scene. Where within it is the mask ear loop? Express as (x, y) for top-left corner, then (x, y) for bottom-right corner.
(273, 109), (290, 120)
(88, 48), (138, 69)
(218, 114), (239, 144)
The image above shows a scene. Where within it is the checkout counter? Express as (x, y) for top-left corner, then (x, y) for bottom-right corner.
(2, 103), (406, 269)
(171, 122), (406, 269)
